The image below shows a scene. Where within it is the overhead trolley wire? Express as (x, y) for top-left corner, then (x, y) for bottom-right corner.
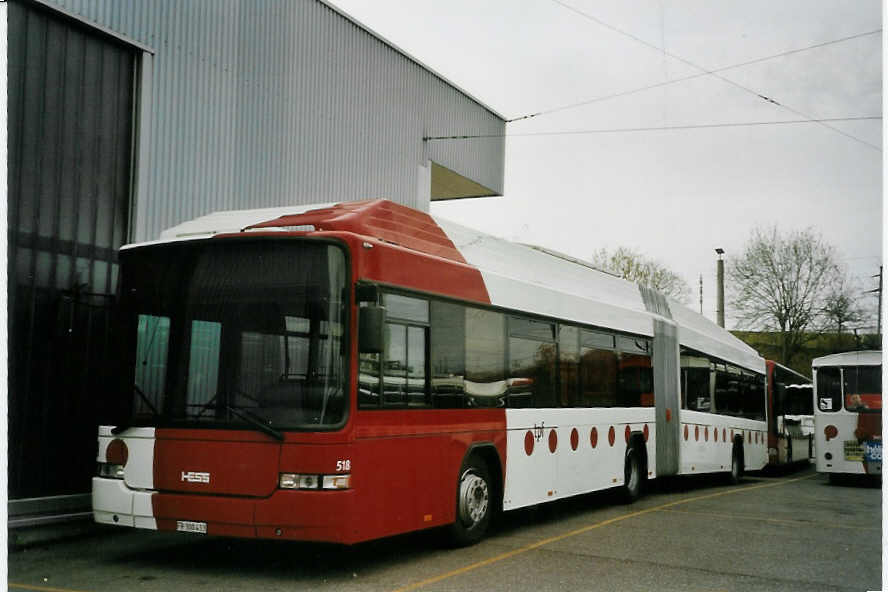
(506, 28), (883, 124)
(423, 116), (882, 141)
(546, 0), (882, 151)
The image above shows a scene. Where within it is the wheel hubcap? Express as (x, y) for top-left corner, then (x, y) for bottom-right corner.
(459, 471), (489, 526)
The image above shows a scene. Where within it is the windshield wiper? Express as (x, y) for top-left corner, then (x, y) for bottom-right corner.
(225, 404), (284, 442)
(112, 384), (160, 435)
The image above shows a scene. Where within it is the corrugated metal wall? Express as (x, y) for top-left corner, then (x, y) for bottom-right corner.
(43, 0), (506, 242)
(8, 0), (136, 498)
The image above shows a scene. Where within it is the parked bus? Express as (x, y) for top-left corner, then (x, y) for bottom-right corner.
(93, 200), (767, 545)
(765, 360), (813, 467)
(812, 351), (882, 480)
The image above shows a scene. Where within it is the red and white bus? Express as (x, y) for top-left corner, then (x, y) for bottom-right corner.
(813, 351), (882, 480)
(93, 200), (767, 545)
(765, 360), (813, 467)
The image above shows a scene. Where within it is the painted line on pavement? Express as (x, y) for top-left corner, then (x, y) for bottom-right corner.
(9, 584), (92, 592)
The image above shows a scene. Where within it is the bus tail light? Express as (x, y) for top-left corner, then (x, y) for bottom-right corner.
(97, 463), (125, 479)
(280, 473), (351, 490)
(824, 425), (838, 441)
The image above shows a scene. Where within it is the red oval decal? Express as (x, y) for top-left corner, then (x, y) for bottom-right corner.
(643, 424), (649, 442)
(524, 431), (534, 456)
(106, 439), (128, 466)
(570, 428), (579, 451)
(608, 426), (616, 447)
(590, 427), (598, 448)
(624, 425), (631, 444)
(695, 425), (699, 441)
(548, 429), (558, 453)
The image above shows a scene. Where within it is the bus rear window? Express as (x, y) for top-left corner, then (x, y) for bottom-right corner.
(843, 366), (882, 413)
(816, 367), (841, 413)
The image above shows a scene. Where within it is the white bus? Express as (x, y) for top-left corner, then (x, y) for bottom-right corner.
(93, 200), (768, 545)
(812, 351), (882, 480)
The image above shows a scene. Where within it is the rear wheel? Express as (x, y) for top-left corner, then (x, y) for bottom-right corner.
(729, 443), (744, 484)
(448, 456), (491, 546)
(622, 446), (643, 503)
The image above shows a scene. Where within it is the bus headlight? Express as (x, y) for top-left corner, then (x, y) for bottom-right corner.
(322, 474), (351, 490)
(280, 473), (350, 490)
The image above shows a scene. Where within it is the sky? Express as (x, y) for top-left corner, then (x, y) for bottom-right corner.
(328, 0), (883, 330)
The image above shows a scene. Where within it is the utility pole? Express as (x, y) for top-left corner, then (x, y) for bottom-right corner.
(863, 266), (882, 341)
(699, 274), (703, 315)
(877, 265), (882, 339)
(715, 248), (725, 328)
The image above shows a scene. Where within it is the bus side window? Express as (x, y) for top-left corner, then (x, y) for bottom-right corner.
(816, 367), (841, 412)
(358, 351), (382, 408)
(616, 352), (653, 407)
(558, 325), (580, 407)
(579, 345), (618, 408)
(465, 308), (506, 408)
(371, 293), (431, 409)
(743, 373), (766, 420)
(430, 300), (466, 408)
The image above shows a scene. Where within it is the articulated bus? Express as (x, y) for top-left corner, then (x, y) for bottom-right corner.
(813, 351), (882, 480)
(765, 361), (813, 467)
(93, 200), (767, 545)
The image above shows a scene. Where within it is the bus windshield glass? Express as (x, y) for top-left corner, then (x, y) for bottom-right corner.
(119, 239), (348, 430)
(843, 366), (882, 413)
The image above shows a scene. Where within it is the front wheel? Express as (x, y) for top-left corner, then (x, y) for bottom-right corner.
(448, 457), (492, 546)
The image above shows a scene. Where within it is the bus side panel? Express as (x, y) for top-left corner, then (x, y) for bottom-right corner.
(678, 412), (767, 474)
(503, 408), (656, 510)
(351, 409), (506, 543)
(653, 320), (680, 477)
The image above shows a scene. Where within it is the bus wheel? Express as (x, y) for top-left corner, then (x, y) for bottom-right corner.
(449, 456), (491, 546)
(729, 443), (744, 484)
(621, 446), (643, 503)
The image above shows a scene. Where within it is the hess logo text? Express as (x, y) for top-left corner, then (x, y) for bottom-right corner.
(181, 471), (210, 483)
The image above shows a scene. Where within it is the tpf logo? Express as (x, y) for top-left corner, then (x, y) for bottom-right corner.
(181, 471), (210, 484)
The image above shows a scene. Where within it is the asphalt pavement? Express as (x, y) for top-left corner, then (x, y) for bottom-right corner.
(8, 466), (882, 592)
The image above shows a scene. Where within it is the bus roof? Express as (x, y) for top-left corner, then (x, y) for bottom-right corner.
(812, 350), (882, 368)
(139, 199), (765, 374)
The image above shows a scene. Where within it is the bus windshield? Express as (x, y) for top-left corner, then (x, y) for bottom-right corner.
(118, 239), (348, 430)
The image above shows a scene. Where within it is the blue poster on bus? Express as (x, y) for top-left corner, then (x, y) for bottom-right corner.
(863, 440), (882, 463)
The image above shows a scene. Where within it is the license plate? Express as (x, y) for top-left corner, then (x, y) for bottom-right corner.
(176, 520), (207, 534)
(863, 441), (882, 463)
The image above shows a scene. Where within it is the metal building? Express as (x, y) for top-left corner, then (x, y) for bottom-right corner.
(8, 0), (505, 525)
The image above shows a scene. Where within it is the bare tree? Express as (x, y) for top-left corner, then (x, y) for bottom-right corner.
(822, 274), (864, 339)
(591, 247), (691, 303)
(729, 227), (840, 365)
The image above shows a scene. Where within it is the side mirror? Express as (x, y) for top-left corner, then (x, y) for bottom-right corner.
(359, 305), (385, 354)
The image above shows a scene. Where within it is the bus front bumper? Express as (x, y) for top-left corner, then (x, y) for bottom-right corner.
(92, 477), (357, 543)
